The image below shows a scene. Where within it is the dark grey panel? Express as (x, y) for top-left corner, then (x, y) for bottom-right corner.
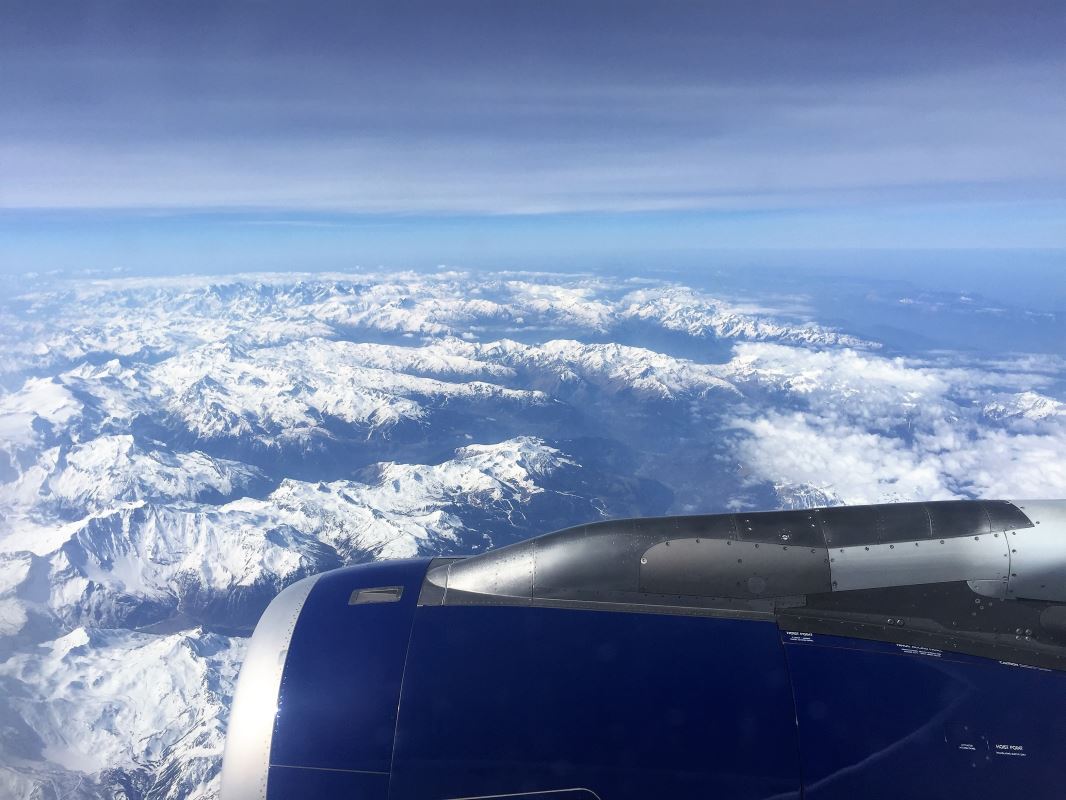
(927, 501), (990, 539)
(649, 514), (737, 540)
(818, 504), (885, 547)
(735, 510), (825, 548)
(984, 500), (1034, 532)
(778, 581), (1066, 671)
(819, 502), (932, 545)
(875, 502), (934, 542)
(530, 593), (777, 619)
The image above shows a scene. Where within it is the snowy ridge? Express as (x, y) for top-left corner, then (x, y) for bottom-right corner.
(620, 287), (875, 348)
(1, 271), (875, 381)
(983, 390), (1065, 422)
(0, 435), (264, 517)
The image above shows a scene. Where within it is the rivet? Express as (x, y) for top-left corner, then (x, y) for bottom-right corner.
(640, 557), (648, 564)
(865, 546), (870, 551)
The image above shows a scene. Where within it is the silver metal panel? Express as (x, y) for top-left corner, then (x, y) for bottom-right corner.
(219, 573), (322, 800)
(441, 539), (534, 601)
(829, 534), (1009, 592)
(639, 538), (831, 599)
(967, 578), (1009, 599)
(533, 527), (658, 595)
(1006, 500), (1066, 602)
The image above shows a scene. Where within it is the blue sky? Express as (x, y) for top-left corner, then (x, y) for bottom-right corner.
(1, 1), (1064, 275)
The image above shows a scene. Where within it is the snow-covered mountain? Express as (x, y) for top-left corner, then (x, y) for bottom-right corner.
(0, 269), (1063, 798)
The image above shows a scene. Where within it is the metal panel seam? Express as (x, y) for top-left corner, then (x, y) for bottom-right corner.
(774, 627), (808, 800)
(385, 599), (422, 799)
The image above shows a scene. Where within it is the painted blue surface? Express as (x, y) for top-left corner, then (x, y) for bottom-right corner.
(783, 630), (1066, 800)
(264, 560), (1066, 799)
(389, 605), (801, 800)
(268, 559), (430, 787)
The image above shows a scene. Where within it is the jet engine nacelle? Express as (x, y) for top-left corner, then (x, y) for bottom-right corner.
(222, 499), (1066, 800)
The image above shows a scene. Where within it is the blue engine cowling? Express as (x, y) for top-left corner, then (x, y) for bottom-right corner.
(222, 500), (1066, 800)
